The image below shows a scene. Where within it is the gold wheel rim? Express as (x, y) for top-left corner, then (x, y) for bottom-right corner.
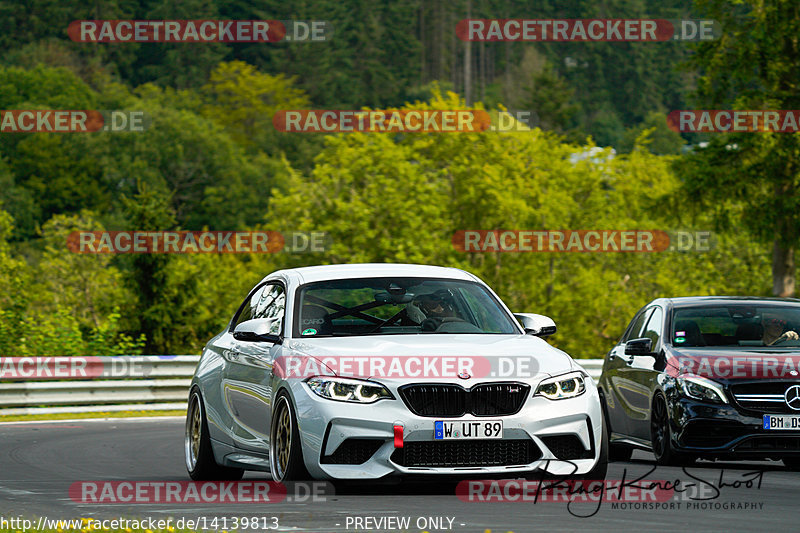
(185, 394), (203, 471)
(190, 400), (202, 463)
(274, 400), (292, 478)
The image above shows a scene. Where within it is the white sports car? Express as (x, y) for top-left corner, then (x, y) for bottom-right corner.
(185, 263), (607, 481)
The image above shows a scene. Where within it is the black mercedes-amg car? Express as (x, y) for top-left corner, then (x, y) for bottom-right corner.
(598, 296), (800, 468)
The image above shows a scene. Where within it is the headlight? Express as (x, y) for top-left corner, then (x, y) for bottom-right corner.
(305, 376), (393, 403)
(678, 376), (728, 404)
(535, 371), (586, 400)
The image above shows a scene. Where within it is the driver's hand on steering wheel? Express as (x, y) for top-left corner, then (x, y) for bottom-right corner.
(772, 330), (800, 344)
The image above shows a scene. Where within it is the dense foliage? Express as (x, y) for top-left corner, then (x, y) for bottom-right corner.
(0, 0), (790, 357)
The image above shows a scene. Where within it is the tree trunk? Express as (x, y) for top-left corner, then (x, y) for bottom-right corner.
(772, 238), (795, 297)
(464, 0), (472, 105)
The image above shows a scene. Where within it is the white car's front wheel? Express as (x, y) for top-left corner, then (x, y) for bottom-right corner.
(270, 393), (311, 482)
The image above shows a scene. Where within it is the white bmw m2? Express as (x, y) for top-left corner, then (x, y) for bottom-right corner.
(185, 264), (606, 481)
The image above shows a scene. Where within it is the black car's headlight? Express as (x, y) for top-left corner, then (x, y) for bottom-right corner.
(678, 376), (728, 404)
(535, 371), (586, 400)
(305, 376), (393, 403)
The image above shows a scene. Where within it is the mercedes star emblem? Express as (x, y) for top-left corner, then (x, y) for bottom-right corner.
(785, 385), (800, 411)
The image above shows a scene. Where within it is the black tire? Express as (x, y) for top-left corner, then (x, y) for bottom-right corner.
(185, 389), (245, 481)
(600, 391), (634, 462)
(610, 443), (634, 462)
(650, 393), (695, 466)
(270, 392), (311, 482)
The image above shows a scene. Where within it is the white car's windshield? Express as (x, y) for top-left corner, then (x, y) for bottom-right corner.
(293, 277), (519, 337)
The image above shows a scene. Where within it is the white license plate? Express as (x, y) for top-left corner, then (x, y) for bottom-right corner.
(763, 415), (800, 430)
(434, 420), (503, 440)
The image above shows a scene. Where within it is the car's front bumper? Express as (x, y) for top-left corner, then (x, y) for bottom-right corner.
(672, 398), (800, 459)
(289, 380), (604, 480)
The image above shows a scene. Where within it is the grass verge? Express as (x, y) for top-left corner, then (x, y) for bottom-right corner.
(0, 410), (185, 423)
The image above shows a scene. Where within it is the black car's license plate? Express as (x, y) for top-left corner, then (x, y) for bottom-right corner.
(763, 415), (800, 430)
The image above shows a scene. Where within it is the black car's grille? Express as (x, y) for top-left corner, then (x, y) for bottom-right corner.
(541, 435), (593, 460)
(730, 382), (800, 414)
(399, 383), (530, 417)
(391, 439), (540, 467)
(321, 439), (384, 465)
(679, 420), (748, 448)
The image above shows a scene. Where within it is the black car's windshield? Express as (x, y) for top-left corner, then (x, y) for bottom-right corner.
(293, 277), (519, 337)
(672, 305), (800, 348)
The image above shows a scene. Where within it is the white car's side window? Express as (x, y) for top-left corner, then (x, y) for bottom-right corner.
(257, 285), (285, 334)
(231, 283), (285, 333)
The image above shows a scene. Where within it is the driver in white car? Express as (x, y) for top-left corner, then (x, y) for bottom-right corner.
(407, 290), (461, 330)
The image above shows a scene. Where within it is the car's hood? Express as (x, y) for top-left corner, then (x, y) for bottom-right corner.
(282, 334), (575, 382)
(667, 346), (800, 382)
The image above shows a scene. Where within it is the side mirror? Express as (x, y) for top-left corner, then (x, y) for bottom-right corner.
(233, 318), (282, 344)
(624, 337), (653, 356)
(514, 313), (557, 337)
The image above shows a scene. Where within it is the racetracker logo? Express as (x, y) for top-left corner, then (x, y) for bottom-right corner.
(273, 110), (492, 133)
(456, 19), (719, 42)
(273, 355), (539, 379)
(65, 231), (330, 254)
(0, 357), (102, 379)
(68, 20), (331, 43)
(668, 110), (800, 133)
(456, 479), (674, 503)
(672, 356), (800, 379)
(0, 110), (149, 133)
(68, 231), (282, 253)
(68, 231), (331, 254)
(69, 481), (286, 504)
(0, 356), (193, 380)
(452, 230), (714, 253)
(1, 110), (103, 132)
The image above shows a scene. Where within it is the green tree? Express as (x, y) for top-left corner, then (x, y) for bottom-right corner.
(198, 61), (319, 169)
(620, 112), (686, 155)
(121, 183), (180, 355)
(35, 211), (135, 332)
(267, 91), (769, 356)
(519, 62), (580, 135)
(0, 209), (143, 355)
(681, 0), (800, 296)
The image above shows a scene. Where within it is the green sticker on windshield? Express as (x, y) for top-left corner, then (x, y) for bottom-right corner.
(675, 336), (686, 344)
(302, 328), (317, 336)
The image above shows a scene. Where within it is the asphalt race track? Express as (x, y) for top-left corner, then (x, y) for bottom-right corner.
(0, 417), (794, 533)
